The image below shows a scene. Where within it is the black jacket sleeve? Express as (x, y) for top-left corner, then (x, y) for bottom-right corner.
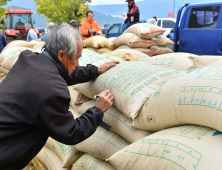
(127, 5), (139, 17)
(68, 64), (99, 86)
(34, 92), (104, 145)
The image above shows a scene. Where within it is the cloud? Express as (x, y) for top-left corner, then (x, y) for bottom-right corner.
(90, 0), (144, 5)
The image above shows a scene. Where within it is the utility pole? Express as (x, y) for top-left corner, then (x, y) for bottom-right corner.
(173, 0), (175, 18)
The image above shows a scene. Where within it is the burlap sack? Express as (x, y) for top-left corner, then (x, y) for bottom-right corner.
(189, 55), (222, 68)
(1, 55), (18, 70)
(46, 137), (83, 168)
(103, 49), (149, 61)
(109, 125), (222, 170)
(33, 41), (45, 50)
(84, 36), (107, 49)
(0, 47), (32, 62)
(98, 37), (117, 50)
(75, 100), (152, 143)
(2, 40), (34, 52)
(135, 66), (222, 131)
(96, 48), (112, 54)
(74, 62), (179, 120)
(116, 45), (132, 50)
(84, 48), (97, 52)
(123, 23), (165, 40)
(72, 154), (116, 170)
(138, 52), (195, 71)
(73, 127), (129, 160)
(116, 46), (154, 57)
(133, 48), (155, 57)
(150, 46), (174, 55)
(36, 146), (67, 170)
(112, 33), (154, 48)
(0, 66), (9, 74)
(80, 49), (123, 67)
(151, 35), (174, 46)
(68, 86), (90, 107)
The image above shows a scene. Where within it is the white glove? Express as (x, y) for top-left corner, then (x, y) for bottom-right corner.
(97, 31), (102, 35)
(122, 22), (126, 26)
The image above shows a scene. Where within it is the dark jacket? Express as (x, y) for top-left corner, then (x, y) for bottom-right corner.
(0, 50), (103, 170)
(0, 33), (7, 53)
(124, 3), (140, 25)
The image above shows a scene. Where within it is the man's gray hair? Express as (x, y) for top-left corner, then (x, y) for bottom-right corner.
(45, 23), (82, 60)
(25, 23), (31, 27)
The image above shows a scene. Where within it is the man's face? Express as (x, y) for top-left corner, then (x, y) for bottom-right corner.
(58, 39), (83, 75)
(25, 26), (29, 32)
(87, 13), (94, 22)
(128, 1), (134, 6)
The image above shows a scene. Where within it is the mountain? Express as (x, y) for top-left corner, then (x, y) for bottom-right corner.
(92, 10), (124, 26)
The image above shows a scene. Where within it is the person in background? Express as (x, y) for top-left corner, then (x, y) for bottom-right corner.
(146, 16), (157, 25)
(43, 22), (55, 42)
(80, 11), (102, 40)
(69, 20), (81, 30)
(25, 23), (38, 42)
(0, 33), (7, 53)
(122, 0), (140, 27)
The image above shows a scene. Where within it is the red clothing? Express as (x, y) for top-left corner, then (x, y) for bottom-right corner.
(80, 19), (102, 40)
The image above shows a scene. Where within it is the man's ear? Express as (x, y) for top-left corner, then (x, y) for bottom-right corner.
(58, 50), (64, 62)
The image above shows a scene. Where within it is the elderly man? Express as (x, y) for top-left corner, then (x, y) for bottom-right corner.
(25, 23), (38, 42)
(80, 11), (102, 40)
(122, 0), (140, 27)
(0, 24), (119, 170)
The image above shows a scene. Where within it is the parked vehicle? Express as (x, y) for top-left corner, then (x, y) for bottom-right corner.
(4, 6), (39, 43)
(102, 24), (111, 35)
(174, 2), (222, 55)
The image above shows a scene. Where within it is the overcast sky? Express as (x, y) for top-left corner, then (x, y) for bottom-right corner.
(89, 0), (143, 5)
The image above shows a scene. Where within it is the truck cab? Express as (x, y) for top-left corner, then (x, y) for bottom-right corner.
(174, 2), (222, 55)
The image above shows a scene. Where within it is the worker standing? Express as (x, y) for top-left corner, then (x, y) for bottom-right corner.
(122, 0), (140, 27)
(69, 20), (81, 30)
(80, 11), (102, 40)
(25, 23), (38, 42)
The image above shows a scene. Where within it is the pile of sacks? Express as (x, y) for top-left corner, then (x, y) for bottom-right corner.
(84, 36), (117, 54)
(2, 40), (222, 169)
(0, 40), (45, 72)
(83, 23), (174, 59)
(36, 50), (222, 170)
(112, 23), (174, 57)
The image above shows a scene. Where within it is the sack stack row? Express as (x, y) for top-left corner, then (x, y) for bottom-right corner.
(112, 23), (174, 57)
(35, 50), (222, 170)
(0, 40), (45, 72)
(83, 36), (117, 54)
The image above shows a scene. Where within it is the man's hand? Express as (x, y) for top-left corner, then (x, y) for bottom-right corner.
(98, 61), (120, 74)
(95, 90), (113, 112)
(122, 22), (126, 26)
(92, 28), (97, 32)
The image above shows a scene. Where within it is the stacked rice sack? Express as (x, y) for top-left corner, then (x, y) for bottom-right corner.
(112, 23), (174, 57)
(83, 36), (117, 54)
(0, 40), (45, 73)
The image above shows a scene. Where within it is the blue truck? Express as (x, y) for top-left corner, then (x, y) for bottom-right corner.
(174, 2), (222, 55)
